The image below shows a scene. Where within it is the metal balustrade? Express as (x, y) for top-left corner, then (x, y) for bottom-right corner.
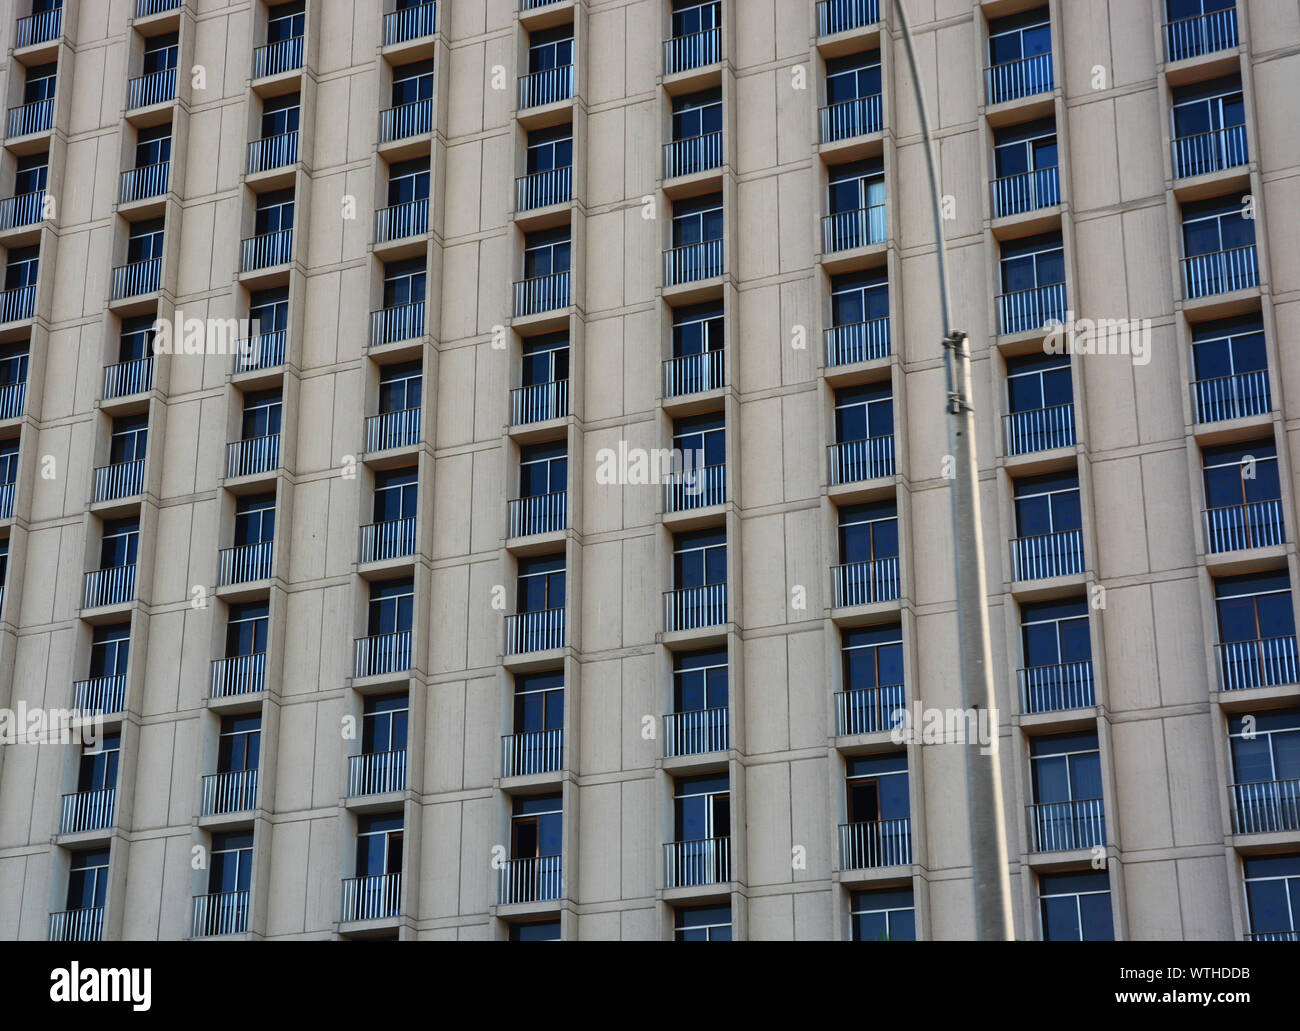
(510, 380), (568, 425)
(226, 434), (280, 478)
(508, 491), (567, 538)
(663, 837), (730, 887)
(354, 630), (412, 678)
(218, 541), (274, 585)
(664, 463), (726, 513)
(1247, 930), (1300, 941)
(379, 99), (433, 143)
(93, 459), (145, 502)
(817, 0), (879, 36)
(0, 482), (14, 519)
(505, 608), (565, 653)
(831, 556), (899, 607)
(83, 565), (136, 609)
(825, 317), (890, 366)
(1018, 661), (1095, 714)
(191, 890), (249, 937)
(664, 239), (723, 286)
(662, 708), (728, 757)
(7, 98), (54, 137)
(986, 52), (1054, 105)
(822, 203), (886, 252)
(501, 729), (563, 777)
(60, 788), (116, 835)
(383, 0), (437, 46)
(127, 68), (176, 110)
(0, 190), (45, 231)
(240, 228), (293, 272)
(1010, 528), (1084, 581)
(111, 257), (162, 299)
(1172, 125), (1247, 180)
(1164, 7), (1238, 62)
(370, 301), (425, 345)
(828, 435), (894, 485)
(16, 7), (62, 48)
(1216, 636), (1300, 691)
(103, 357), (154, 400)
(341, 873), (402, 921)
(521, 0), (560, 7)
(136, 0), (184, 16)
(247, 131), (299, 174)
(1027, 797), (1105, 852)
(497, 855), (561, 905)
(73, 675), (127, 716)
(665, 131), (723, 179)
(1004, 403), (1075, 456)
(664, 350), (724, 398)
(997, 281), (1066, 335)
(1231, 779), (1300, 835)
(210, 652), (266, 698)
(233, 331), (286, 374)
(0, 285), (36, 323)
(516, 166), (572, 212)
(48, 908), (103, 943)
(513, 271), (570, 316)
(664, 27), (720, 74)
(359, 517), (417, 562)
(1204, 499), (1284, 554)
(1193, 370), (1270, 424)
(253, 35), (304, 79)
(991, 166), (1060, 218)
(348, 749), (407, 796)
(818, 94), (882, 143)
(200, 769), (259, 816)
(839, 818), (912, 869)
(365, 407), (421, 451)
(120, 162), (170, 204)
(0, 381), (26, 420)
(664, 583), (727, 632)
(834, 684), (905, 736)
(518, 65), (573, 109)
(1182, 244), (1258, 299)
(375, 198), (429, 243)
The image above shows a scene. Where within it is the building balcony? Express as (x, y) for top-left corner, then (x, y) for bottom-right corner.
(60, 788), (116, 835)
(991, 166), (1060, 219)
(0, 190), (45, 232)
(665, 239), (723, 287)
(665, 131), (723, 180)
(218, 541), (274, 585)
(501, 728), (563, 778)
(360, 517), (417, 563)
(822, 203), (885, 253)
(663, 707), (728, 758)
(510, 380), (568, 425)
(191, 890), (249, 938)
(16, 7), (62, 48)
(831, 556), (899, 608)
(519, 65), (573, 110)
(83, 565), (136, 609)
(240, 228), (293, 272)
(371, 301), (425, 346)
(834, 684), (904, 736)
(497, 855), (561, 906)
(384, 0), (437, 47)
(997, 281), (1066, 336)
(6, 98), (54, 138)
(111, 257), (162, 300)
(664, 349), (724, 399)
(1246, 930), (1300, 942)
(1018, 660), (1095, 714)
(365, 407), (421, 452)
(127, 68), (176, 110)
(348, 749), (407, 796)
(1004, 403), (1075, 456)
(839, 817), (912, 869)
(664, 26), (719, 75)
(48, 907), (102, 943)
(200, 769), (259, 816)
(0, 381), (26, 420)
(0, 481), (14, 519)
(513, 271), (570, 317)
(1172, 125), (1247, 181)
(226, 434), (280, 478)
(375, 198), (429, 243)
(103, 357), (154, 400)
(247, 131), (299, 174)
(341, 873), (401, 922)
(516, 166), (572, 213)
(818, 94), (882, 144)
(210, 652), (266, 699)
(1164, 7), (1238, 63)
(253, 35), (304, 79)
(1231, 779), (1300, 835)
(1010, 528), (1084, 582)
(828, 435), (894, 486)
(817, 0), (879, 37)
(234, 331), (286, 374)
(73, 674), (127, 716)
(136, 0), (185, 17)
(664, 583), (727, 633)
(1182, 245), (1258, 299)
(379, 99), (433, 143)
(664, 464), (726, 514)
(1027, 798), (1105, 853)
(120, 162), (170, 205)
(1193, 370), (1269, 424)
(505, 608), (565, 654)
(0, 285), (36, 323)
(1204, 499), (1284, 554)
(986, 53), (1054, 106)
(354, 629), (412, 678)
(663, 837), (730, 888)
(1216, 636), (1299, 692)
(826, 317), (889, 367)
(508, 490), (567, 539)
(93, 458), (145, 502)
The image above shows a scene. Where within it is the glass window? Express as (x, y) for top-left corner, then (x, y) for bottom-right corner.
(850, 886), (915, 941)
(1039, 869), (1114, 941)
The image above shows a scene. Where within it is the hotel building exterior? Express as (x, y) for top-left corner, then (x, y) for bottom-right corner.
(0, 0), (1298, 942)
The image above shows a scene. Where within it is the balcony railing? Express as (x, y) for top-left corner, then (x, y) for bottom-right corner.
(513, 271), (570, 317)
(817, 0), (880, 37)
(354, 629), (413, 678)
(226, 434), (280, 478)
(191, 890), (249, 937)
(519, 65), (573, 109)
(103, 357), (154, 400)
(375, 198), (429, 243)
(664, 350), (724, 398)
(501, 729), (563, 778)
(831, 556), (899, 608)
(497, 855), (561, 905)
(1182, 244), (1258, 299)
(365, 407), (421, 451)
(348, 749), (407, 796)
(83, 565), (136, 609)
(664, 463), (726, 513)
(986, 53), (1054, 105)
(73, 675), (127, 716)
(826, 317), (889, 366)
(819, 94), (882, 143)
(1193, 370), (1270, 424)
(17, 7), (62, 48)
(506, 608), (565, 653)
(1027, 797), (1105, 852)
(7, 98), (54, 137)
(0, 481), (14, 519)
(218, 541), (274, 585)
(665, 131), (723, 179)
(370, 301), (425, 346)
(60, 788), (116, 835)
(233, 331), (287, 374)
(1172, 125), (1247, 180)
(997, 281), (1066, 335)
(663, 837), (730, 887)
(379, 99), (433, 143)
(111, 257), (161, 299)
(516, 166), (572, 212)
(508, 490), (567, 538)
(360, 517), (417, 562)
(839, 818), (912, 869)
(991, 166), (1060, 218)
(0, 190), (45, 231)
(120, 162), (170, 205)
(1004, 403), (1075, 456)
(136, 0), (184, 17)
(93, 459), (145, 502)
(48, 908), (103, 943)
(1011, 528), (1084, 581)
(1246, 930), (1300, 942)
(127, 68), (176, 110)
(663, 707), (728, 757)
(240, 228), (293, 272)
(822, 203), (886, 253)
(0, 285), (36, 323)
(200, 769), (259, 816)
(252, 35), (304, 79)
(383, 0), (437, 46)
(210, 652), (266, 698)
(664, 26), (720, 75)
(341, 873), (401, 922)
(511, 380), (568, 425)
(828, 435), (894, 485)
(665, 239), (723, 286)
(247, 131), (299, 174)
(834, 684), (905, 737)
(1204, 499), (1284, 554)
(1164, 7), (1238, 63)
(1216, 636), (1299, 691)
(0, 381), (26, 419)
(1231, 779), (1300, 835)
(664, 582), (727, 632)
(1018, 660), (1095, 714)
